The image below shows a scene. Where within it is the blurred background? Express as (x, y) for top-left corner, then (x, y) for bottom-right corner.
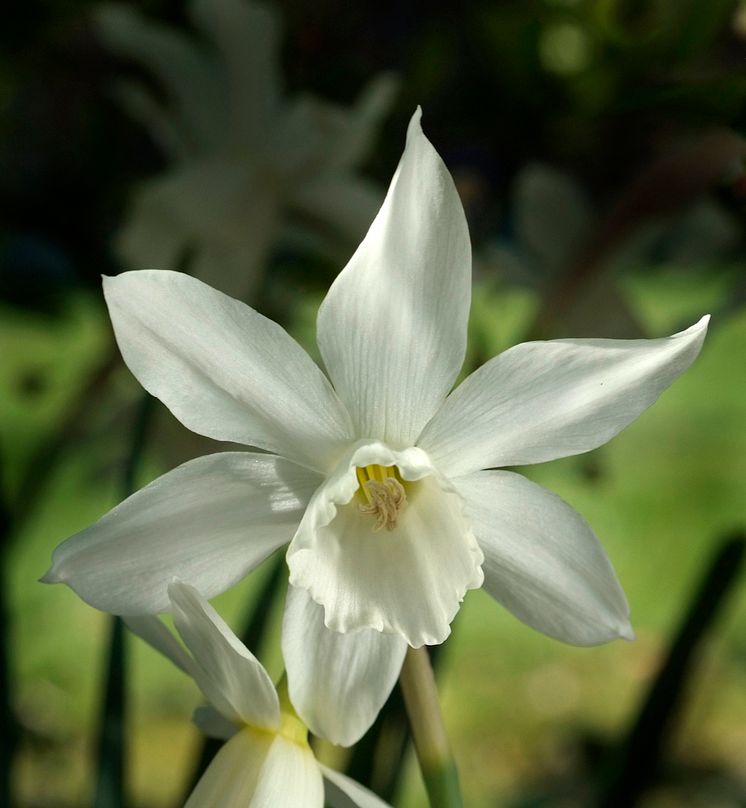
(1, 0), (746, 806)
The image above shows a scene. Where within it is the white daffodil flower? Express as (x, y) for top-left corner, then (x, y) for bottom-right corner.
(44, 109), (709, 746)
(97, 0), (397, 300)
(127, 580), (389, 807)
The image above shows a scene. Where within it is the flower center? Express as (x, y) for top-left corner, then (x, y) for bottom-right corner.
(355, 464), (407, 532)
(270, 676), (310, 748)
(277, 710), (309, 747)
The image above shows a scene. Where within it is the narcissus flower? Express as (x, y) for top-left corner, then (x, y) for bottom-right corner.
(44, 109), (709, 745)
(127, 581), (389, 807)
(97, 0), (397, 300)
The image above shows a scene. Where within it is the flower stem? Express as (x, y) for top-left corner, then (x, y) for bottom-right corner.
(399, 646), (463, 808)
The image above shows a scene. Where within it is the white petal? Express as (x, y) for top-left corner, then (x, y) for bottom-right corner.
(123, 616), (240, 739)
(184, 727), (270, 807)
(43, 452), (318, 614)
(456, 471), (632, 645)
(169, 581), (280, 730)
(250, 735), (324, 808)
(420, 317), (709, 476)
(322, 765), (392, 808)
(282, 585), (407, 746)
(104, 270), (353, 472)
(316, 108), (472, 447)
(188, 0), (280, 152)
(193, 705), (238, 740)
(124, 615), (194, 675)
(287, 442), (484, 647)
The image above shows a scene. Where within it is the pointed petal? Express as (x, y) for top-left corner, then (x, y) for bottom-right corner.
(456, 471), (632, 645)
(287, 442), (484, 647)
(250, 735), (324, 808)
(316, 109), (472, 446)
(282, 585), (407, 746)
(169, 581), (280, 730)
(184, 727), (270, 807)
(124, 615), (241, 739)
(322, 765), (392, 808)
(188, 0), (280, 152)
(43, 452), (318, 614)
(104, 270), (353, 472)
(420, 317), (709, 476)
(124, 615), (194, 675)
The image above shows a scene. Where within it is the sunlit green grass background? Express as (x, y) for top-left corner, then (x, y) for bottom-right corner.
(5, 265), (745, 806)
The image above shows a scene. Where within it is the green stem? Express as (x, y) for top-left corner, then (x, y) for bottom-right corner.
(399, 646), (463, 808)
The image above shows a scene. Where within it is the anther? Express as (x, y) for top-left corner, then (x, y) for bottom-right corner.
(358, 477), (407, 531)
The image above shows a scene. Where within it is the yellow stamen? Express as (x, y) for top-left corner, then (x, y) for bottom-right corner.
(356, 466), (372, 503)
(356, 464), (407, 531)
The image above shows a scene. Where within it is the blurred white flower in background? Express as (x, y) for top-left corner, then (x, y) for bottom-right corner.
(44, 109), (709, 747)
(127, 581), (390, 807)
(96, 0), (398, 300)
